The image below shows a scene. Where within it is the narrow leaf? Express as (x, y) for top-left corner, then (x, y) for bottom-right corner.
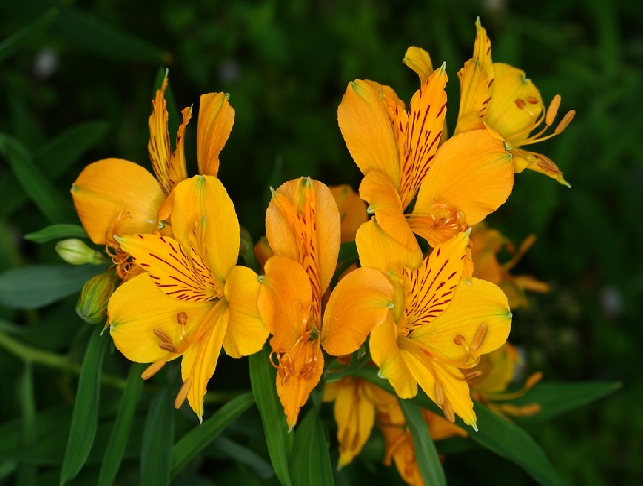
(0, 8), (58, 63)
(289, 409), (333, 486)
(24, 225), (88, 243)
(212, 435), (274, 480)
(170, 392), (254, 478)
(17, 363), (36, 486)
(0, 133), (75, 224)
(513, 381), (622, 424)
(55, 7), (170, 63)
(0, 264), (103, 309)
(60, 326), (108, 484)
(249, 346), (293, 486)
(141, 386), (174, 486)
(470, 402), (564, 486)
(98, 363), (146, 486)
(399, 400), (446, 486)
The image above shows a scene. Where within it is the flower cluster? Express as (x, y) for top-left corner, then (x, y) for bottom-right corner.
(70, 19), (572, 484)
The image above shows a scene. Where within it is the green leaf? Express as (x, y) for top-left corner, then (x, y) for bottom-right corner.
(0, 264), (103, 309)
(0, 8), (58, 63)
(17, 362), (36, 486)
(212, 435), (274, 480)
(289, 409), (333, 486)
(98, 363), (146, 486)
(141, 386), (174, 486)
(171, 391), (254, 478)
(24, 225), (88, 243)
(399, 400), (446, 486)
(55, 7), (170, 63)
(513, 381), (622, 424)
(469, 402), (564, 486)
(249, 346), (293, 486)
(60, 326), (108, 484)
(0, 133), (75, 224)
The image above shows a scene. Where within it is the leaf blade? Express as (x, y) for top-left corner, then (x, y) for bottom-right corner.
(289, 408), (333, 486)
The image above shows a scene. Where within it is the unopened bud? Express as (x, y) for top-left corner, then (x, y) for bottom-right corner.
(76, 267), (119, 324)
(56, 239), (105, 265)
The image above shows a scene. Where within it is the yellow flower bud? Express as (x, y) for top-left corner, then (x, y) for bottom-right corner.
(76, 267), (119, 324)
(56, 239), (106, 265)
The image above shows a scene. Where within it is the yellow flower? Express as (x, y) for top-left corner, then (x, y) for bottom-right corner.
(338, 63), (515, 253)
(357, 222), (512, 428)
(454, 18), (575, 186)
(257, 177), (394, 429)
(107, 175), (268, 421)
(71, 74), (234, 279)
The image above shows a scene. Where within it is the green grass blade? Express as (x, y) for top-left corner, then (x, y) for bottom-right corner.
(249, 346), (293, 486)
(141, 386), (174, 486)
(98, 363), (146, 486)
(289, 408), (333, 486)
(399, 399), (446, 486)
(170, 391), (254, 478)
(60, 326), (108, 484)
(24, 225), (88, 243)
(0, 8), (58, 63)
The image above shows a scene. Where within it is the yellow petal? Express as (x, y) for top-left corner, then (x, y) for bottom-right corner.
(360, 171), (420, 254)
(170, 176), (240, 284)
(399, 64), (448, 207)
(337, 80), (400, 186)
(266, 178), (340, 296)
(329, 184), (368, 243)
(167, 106), (191, 190)
(424, 410), (468, 440)
(512, 148), (570, 186)
(410, 130), (514, 246)
(117, 233), (218, 302)
(197, 92), (234, 177)
(455, 58), (491, 135)
(148, 76), (173, 195)
(108, 273), (213, 363)
(223, 265), (268, 358)
(71, 158), (164, 245)
(411, 277), (512, 360)
(485, 63), (544, 145)
(369, 314), (417, 399)
(181, 305), (229, 421)
(321, 267), (394, 356)
(403, 46), (434, 84)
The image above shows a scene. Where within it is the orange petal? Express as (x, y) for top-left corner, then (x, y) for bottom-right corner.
(455, 58), (491, 135)
(197, 92), (234, 177)
(180, 305), (229, 421)
(170, 176), (240, 284)
(403, 46), (433, 84)
(359, 171), (420, 253)
(71, 158), (164, 245)
(266, 178), (340, 296)
(148, 76), (173, 195)
(117, 233), (218, 302)
(337, 80), (400, 186)
(399, 64), (448, 207)
(369, 313), (417, 399)
(410, 130), (514, 246)
(108, 273), (213, 363)
(329, 184), (368, 243)
(223, 265), (268, 358)
(321, 267), (394, 356)
(167, 106), (191, 190)
(512, 148), (570, 186)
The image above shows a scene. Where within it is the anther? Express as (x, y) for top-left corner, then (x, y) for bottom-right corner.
(514, 99), (526, 110)
(174, 377), (192, 409)
(464, 371), (483, 382)
(176, 312), (188, 326)
(471, 323), (488, 351)
(434, 381), (445, 406)
(141, 360), (166, 380)
(153, 328), (173, 344)
(158, 342), (178, 353)
(442, 398), (455, 423)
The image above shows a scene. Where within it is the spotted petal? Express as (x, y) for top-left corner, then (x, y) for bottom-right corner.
(197, 92), (234, 177)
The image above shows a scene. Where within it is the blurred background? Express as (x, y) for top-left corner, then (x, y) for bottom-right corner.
(0, 0), (641, 484)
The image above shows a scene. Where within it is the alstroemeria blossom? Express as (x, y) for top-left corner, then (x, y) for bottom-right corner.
(71, 75), (234, 278)
(453, 18), (575, 186)
(107, 175), (267, 421)
(357, 221), (512, 428)
(257, 178), (394, 429)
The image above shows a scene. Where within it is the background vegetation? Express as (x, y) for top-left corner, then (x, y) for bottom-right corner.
(0, 0), (640, 484)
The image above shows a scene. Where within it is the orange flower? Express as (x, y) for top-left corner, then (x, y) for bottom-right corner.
(257, 178), (394, 429)
(71, 74), (234, 279)
(107, 176), (267, 421)
(454, 18), (575, 186)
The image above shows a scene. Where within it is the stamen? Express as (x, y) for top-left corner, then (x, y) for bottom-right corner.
(553, 110), (575, 135)
(434, 381), (445, 406)
(442, 398), (455, 423)
(153, 328), (173, 344)
(471, 323), (488, 351)
(524, 371), (543, 390)
(464, 371), (483, 381)
(174, 377), (192, 409)
(141, 360), (167, 380)
(545, 94), (561, 126)
(514, 99), (526, 110)
(176, 312), (188, 326)
(159, 342), (178, 353)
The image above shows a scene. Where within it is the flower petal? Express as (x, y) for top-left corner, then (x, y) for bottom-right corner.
(71, 158), (164, 245)
(167, 106), (191, 190)
(117, 233), (217, 302)
(329, 184), (368, 243)
(403, 46), (434, 84)
(321, 267), (394, 356)
(108, 273), (213, 363)
(223, 265), (268, 358)
(197, 92), (234, 177)
(148, 76), (173, 195)
(337, 80), (401, 186)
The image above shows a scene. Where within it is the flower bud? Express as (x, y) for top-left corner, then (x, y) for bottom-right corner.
(56, 239), (106, 265)
(76, 267), (119, 324)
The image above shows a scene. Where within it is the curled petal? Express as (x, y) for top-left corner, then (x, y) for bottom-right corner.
(197, 92), (234, 177)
